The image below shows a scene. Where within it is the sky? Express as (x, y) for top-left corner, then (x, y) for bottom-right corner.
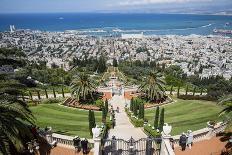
(0, 0), (231, 13)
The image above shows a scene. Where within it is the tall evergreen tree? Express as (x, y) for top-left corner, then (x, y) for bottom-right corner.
(130, 98), (134, 111)
(113, 58), (118, 67)
(133, 101), (138, 116)
(138, 103), (144, 119)
(88, 110), (96, 136)
(159, 108), (165, 132)
(105, 99), (108, 115)
(102, 106), (107, 123)
(154, 106), (160, 129)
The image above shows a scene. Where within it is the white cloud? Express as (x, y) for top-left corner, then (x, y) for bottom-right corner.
(118, 0), (212, 6)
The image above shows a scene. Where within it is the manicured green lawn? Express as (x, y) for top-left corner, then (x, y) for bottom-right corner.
(30, 103), (103, 138)
(145, 98), (224, 135)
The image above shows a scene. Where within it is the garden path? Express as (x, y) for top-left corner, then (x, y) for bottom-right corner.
(107, 95), (147, 140)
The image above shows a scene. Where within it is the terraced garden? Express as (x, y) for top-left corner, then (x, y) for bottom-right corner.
(145, 98), (224, 135)
(30, 103), (103, 138)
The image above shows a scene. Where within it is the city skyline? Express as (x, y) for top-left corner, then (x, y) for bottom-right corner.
(0, 0), (231, 14)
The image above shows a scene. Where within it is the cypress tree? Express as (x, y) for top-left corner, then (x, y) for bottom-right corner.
(88, 110), (93, 136)
(159, 108), (165, 132)
(102, 106), (107, 123)
(130, 98), (134, 111)
(92, 111), (96, 131)
(105, 99), (108, 115)
(138, 104), (142, 119)
(133, 102), (138, 116)
(89, 110), (96, 136)
(140, 103), (144, 119)
(154, 106), (160, 129)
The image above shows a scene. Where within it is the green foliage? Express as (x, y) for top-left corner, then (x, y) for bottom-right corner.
(113, 59), (118, 67)
(95, 99), (104, 109)
(130, 98), (134, 111)
(144, 125), (161, 138)
(94, 55), (107, 73)
(164, 65), (185, 87)
(88, 110), (96, 136)
(41, 98), (62, 104)
(105, 99), (108, 115)
(131, 117), (144, 127)
(154, 107), (160, 129)
(0, 48), (34, 154)
(71, 72), (96, 101)
(159, 108), (165, 132)
(138, 104), (144, 119)
(178, 95), (217, 101)
(102, 106), (107, 123)
(139, 71), (166, 101)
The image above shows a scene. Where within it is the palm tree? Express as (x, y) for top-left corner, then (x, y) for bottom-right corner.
(218, 94), (232, 121)
(139, 71), (166, 101)
(71, 72), (96, 101)
(0, 48), (34, 154)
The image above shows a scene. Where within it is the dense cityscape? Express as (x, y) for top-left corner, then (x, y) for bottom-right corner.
(1, 27), (232, 80)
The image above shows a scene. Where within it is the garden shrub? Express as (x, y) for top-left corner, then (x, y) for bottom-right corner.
(95, 99), (104, 109)
(144, 125), (161, 138)
(178, 95), (217, 101)
(41, 98), (62, 104)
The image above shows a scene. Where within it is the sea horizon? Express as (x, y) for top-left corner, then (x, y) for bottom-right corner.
(0, 13), (231, 36)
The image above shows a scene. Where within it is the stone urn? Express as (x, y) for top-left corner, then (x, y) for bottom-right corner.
(163, 123), (172, 136)
(92, 126), (101, 139)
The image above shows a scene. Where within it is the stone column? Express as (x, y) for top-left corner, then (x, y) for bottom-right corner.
(92, 127), (102, 155)
(160, 134), (175, 155)
(160, 123), (175, 155)
(93, 138), (101, 155)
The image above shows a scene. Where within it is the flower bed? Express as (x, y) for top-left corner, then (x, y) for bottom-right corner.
(125, 108), (144, 127)
(63, 97), (101, 111)
(144, 125), (161, 138)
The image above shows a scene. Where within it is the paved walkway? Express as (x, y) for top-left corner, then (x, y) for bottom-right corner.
(51, 145), (93, 155)
(174, 136), (228, 155)
(108, 95), (147, 140)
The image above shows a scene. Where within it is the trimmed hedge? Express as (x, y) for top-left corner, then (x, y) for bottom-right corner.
(41, 98), (62, 104)
(178, 95), (217, 101)
(144, 125), (161, 138)
(125, 108), (144, 127)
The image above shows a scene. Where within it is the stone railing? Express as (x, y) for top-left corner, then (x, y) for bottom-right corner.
(48, 133), (94, 148)
(172, 122), (227, 147)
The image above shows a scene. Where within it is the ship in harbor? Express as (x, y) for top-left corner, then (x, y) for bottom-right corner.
(213, 28), (232, 34)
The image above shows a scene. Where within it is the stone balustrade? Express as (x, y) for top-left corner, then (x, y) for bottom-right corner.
(47, 133), (94, 148)
(172, 122), (227, 147)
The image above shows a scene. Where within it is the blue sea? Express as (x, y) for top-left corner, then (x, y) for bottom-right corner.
(0, 13), (231, 36)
